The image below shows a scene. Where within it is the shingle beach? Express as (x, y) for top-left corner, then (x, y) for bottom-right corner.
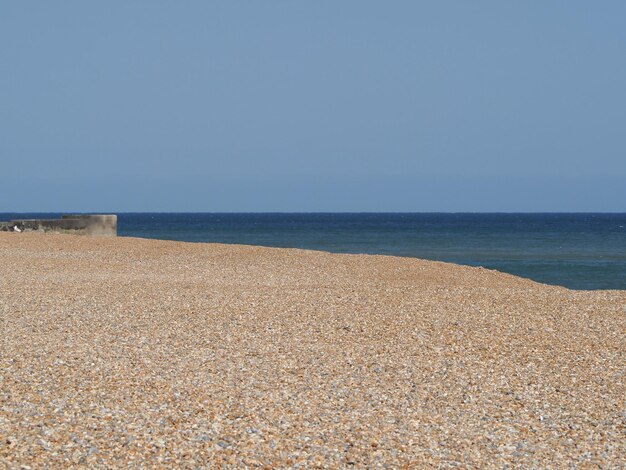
(1, 233), (624, 467)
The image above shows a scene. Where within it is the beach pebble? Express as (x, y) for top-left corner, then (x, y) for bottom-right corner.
(0, 232), (624, 467)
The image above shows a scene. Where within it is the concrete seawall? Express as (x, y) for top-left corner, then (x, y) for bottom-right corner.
(0, 214), (117, 236)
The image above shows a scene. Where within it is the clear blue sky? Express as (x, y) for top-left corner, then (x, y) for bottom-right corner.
(2, 1), (625, 212)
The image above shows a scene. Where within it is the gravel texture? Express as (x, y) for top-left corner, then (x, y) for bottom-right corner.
(1, 232), (625, 468)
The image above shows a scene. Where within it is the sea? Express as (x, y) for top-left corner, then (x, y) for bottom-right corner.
(3, 213), (625, 290)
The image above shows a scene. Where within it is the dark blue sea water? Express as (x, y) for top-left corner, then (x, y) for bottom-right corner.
(3, 213), (625, 290)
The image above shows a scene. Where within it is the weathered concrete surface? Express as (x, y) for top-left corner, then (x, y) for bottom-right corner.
(61, 214), (118, 236)
(4, 214), (117, 236)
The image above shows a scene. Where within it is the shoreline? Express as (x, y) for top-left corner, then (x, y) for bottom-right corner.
(16, 230), (624, 292)
(5, 212), (625, 290)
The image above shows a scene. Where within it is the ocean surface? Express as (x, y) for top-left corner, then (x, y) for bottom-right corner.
(3, 213), (625, 290)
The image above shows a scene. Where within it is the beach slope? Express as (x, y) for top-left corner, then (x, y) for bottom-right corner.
(1, 233), (624, 467)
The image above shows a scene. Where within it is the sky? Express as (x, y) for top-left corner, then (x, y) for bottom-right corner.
(1, 1), (625, 212)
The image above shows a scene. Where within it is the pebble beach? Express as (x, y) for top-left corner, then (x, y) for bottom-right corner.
(1, 233), (625, 467)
